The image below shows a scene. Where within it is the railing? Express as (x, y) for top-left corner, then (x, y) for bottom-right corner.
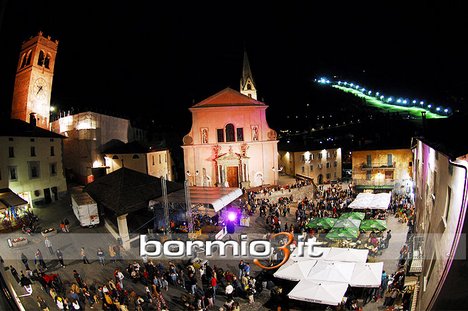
(360, 162), (396, 170)
(353, 179), (395, 187)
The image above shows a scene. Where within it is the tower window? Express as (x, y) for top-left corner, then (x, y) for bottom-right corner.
(247, 83), (252, 90)
(44, 53), (51, 69)
(38, 50), (45, 66)
(225, 124), (235, 142)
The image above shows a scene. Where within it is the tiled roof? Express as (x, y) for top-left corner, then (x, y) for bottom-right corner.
(192, 87), (265, 108)
(0, 118), (65, 138)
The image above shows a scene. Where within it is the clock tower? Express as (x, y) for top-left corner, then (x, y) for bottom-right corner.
(11, 31), (59, 129)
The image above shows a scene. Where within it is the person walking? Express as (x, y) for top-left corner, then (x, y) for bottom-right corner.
(56, 249), (65, 268)
(97, 248), (105, 266)
(44, 237), (54, 255)
(21, 253), (30, 270)
(73, 270), (84, 288)
(35, 249), (47, 270)
(108, 244), (116, 263)
(80, 247), (90, 264)
(9, 265), (20, 284)
(238, 260), (245, 279)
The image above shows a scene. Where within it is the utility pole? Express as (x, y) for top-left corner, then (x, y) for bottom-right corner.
(161, 177), (169, 237)
(184, 180), (193, 234)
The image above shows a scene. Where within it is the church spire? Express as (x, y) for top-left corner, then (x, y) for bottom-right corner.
(240, 49), (257, 100)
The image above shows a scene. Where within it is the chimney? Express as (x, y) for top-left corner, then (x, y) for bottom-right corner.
(29, 113), (37, 126)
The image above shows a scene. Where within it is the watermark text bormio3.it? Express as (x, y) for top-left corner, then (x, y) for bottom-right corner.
(140, 232), (323, 270)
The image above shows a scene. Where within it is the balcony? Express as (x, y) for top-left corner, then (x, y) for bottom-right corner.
(360, 162), (395, 170)
(353, 179), (395, 190)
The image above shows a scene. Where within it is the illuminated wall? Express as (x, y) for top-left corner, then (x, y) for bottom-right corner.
(351, 149), (413, 187)
(182, 88), (278, 187)
(0, 136), (67, 206)
(50, 111), (136, 184)
(104, 149), (173, 181)
(412, 139), (468, 311)
(278, 148), (342, 183)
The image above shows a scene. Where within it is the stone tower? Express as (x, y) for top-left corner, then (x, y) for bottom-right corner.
(240, 50), (257, 100)
(11, 31), (59, 129)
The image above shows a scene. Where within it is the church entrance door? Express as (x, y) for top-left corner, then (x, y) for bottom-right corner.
(227, 166), (239, 187)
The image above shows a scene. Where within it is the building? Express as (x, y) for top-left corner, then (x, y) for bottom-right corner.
(0, 119), (67, 207)
(50, 111), (146, 184)
(409, 117), (468, 310)
(278, 148), (342, 184)
(10, 31), (59, 129)
(102, 141), (174, 181)
(181, 53), (278, 188)
(351, 148), (413, 191)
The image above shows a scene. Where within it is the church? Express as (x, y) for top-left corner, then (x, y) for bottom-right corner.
(182, 52), (279, 188)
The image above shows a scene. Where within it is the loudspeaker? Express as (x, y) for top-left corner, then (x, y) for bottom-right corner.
(226, 221), (235, 234)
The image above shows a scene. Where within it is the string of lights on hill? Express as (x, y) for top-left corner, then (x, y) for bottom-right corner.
(316, 77), (451, 119)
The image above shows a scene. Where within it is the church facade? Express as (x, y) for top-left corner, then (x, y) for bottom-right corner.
(181, 53), (279, 188)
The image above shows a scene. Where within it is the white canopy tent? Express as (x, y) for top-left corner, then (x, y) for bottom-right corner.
(290, 246), (331, 262)
(305, 260), (355, 283)
(288, 280), (349, 306)
(348, 192), (391, 210)
(350, 262), (384, 287)
(273, 260), (318, 281)
(325, 248), (369, 263)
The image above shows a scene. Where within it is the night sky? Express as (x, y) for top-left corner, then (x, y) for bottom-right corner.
(1, 1), (467, 132)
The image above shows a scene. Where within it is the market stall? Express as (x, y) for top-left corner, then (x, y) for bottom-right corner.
(349, 262), (384, 287)
(288, 280), (349, 306)
(348, 192), (391, 210)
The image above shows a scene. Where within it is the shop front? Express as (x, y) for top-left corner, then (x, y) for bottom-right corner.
(0, 188), (29, 232)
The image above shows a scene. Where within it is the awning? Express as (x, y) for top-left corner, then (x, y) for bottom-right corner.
(305, 260), (355, 283)
(0, 188), (28, 210)
(273, 260), (318, 281)
(288, 279), (348, 306)
(348, 192), (391, 210)
(151, 187), (243, 212)
(349, 262), (384, 287)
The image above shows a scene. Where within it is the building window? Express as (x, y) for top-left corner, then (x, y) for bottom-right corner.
(9, 147), (14, 158)
(443, 186), (452, 228)
(30, 138), (35, 142)
(152, 155), (155, 165)
(159, 154), (161, 164)
(366, 155), (372, 166)
(366, 171), (371, 180)
(164, 154), (167, 163)
(387, 154), (393, 166)
(334, 161), (337, 167)
(29, 161), (40, 179)
(326, 173), (331, 179)
(326, 162), (331, 168)
(50, 163), (57, 176)
(112, 155), (119, 159)
(334, 172), (337, 178)
(50, 139), (54, 142)
(301, 166), (305, 173)
(318, 153), (322, 160)
(318, 164), (322, 169)
(31, 146), (36, 157)
(385, 171), (394, 179)
(217, 129), (224, 143)
(236, 128), (244, 142)
(327, 152), (331, 159)
(225, 124), (235, 142)
(132, 154), (140, 159)
(50, 146), (55, 156)
(448, 163), (453, 176)
(310, 153), (314, 160)
(310, 165), (313, 171)
(9, 166), (17, 181)
(8, 137), (13, 141)
(425, 252), (436, 291)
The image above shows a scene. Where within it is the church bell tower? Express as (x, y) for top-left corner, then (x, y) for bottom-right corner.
(240, 50), (257, 100)
(11, 31), (59, 129)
